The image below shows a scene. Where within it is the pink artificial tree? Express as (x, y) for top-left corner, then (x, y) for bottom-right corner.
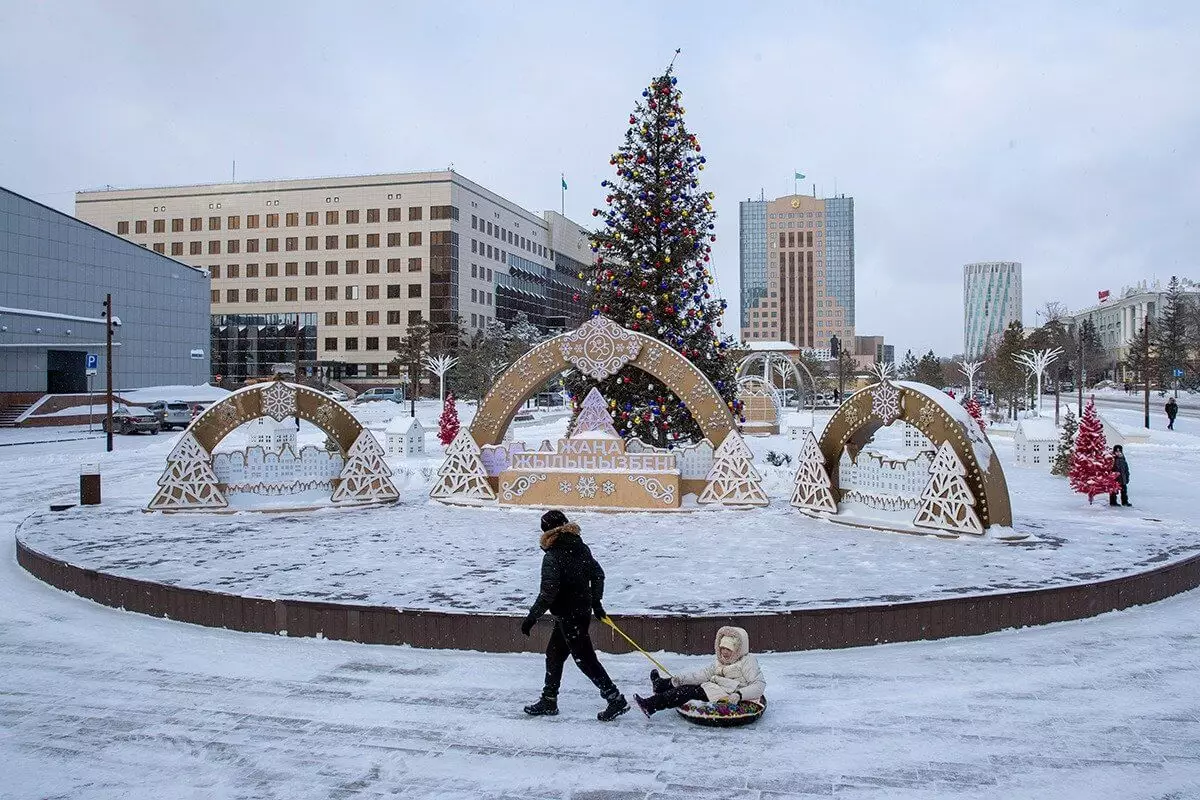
(438, 392), (460, 446)
(1068, 398), (1120, 503)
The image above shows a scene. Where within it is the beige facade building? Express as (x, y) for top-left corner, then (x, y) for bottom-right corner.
(738, 193), (855, 351)
(76, 171), (589, 384)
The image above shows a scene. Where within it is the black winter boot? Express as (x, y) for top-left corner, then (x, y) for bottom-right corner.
(523, 696), (558, 716)
(650, 669), (673, 694)
(597, 694), (629, 722)
(634, 694), (655, 718)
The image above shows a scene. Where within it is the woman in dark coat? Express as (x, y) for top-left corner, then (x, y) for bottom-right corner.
(1165, 397), (1178, 430)
(1109, 445), (1131, 507)
(521, 510), (628, 722)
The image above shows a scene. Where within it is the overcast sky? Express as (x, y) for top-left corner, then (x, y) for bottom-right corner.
(2, 1), (1198, 355)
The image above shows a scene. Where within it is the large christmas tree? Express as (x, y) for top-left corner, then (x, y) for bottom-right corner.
(576, 61), (739, 446)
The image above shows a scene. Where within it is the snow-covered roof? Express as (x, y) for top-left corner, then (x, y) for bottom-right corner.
(1016, 417), (1059, 440)
(893, 381), (998, 472)
(742, 340), (797, 352)
(385, 416), (423, 434)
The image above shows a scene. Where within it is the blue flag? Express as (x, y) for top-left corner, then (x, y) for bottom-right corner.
(794, 171), (806, 180)
(561, 176), (568, 190)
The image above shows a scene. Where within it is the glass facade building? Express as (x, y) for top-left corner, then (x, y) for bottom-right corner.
(824, 196), (856, 333)
(738, 200), (767, 329)
(963, 261), (1022, 358)
(1, 186), (210, 398)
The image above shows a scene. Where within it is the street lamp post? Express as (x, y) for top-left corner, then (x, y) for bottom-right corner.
(102, 294), (115, 452)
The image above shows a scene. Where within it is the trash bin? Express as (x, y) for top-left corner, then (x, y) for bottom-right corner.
(80, 462), (101, 506)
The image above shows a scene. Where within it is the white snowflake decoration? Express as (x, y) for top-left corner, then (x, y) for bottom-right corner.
(601, 480), (616, 496)
(576, 476), (598, 499)
(260, 381), (297, 422)
(559, 480), (573, 494)
(868, 361), (897, 383)
(870, 381), (902, 426)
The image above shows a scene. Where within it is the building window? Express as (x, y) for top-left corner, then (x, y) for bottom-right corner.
(265, 263), (278, 277)
(366, 284), (379, 299)
(325, 260), (338, 275)
(387, 232), (403, 247)
(408, 310), (422, 325)
(325, 311), (338, 326)
(171, 242), (183, 256)
(285, 287), (297, 301)
(430, 205), (457, 220)
(246, 239), (259, 253)
(325, 235), (338, 249)
(246, 214), (259, 229)
(211, 289), (219, 303)
(135, 220), (147, 234)
(245, 263), (258, 278)
(266, 238), (279, 252)
(388, 207), (402, 222)
(408, 231), (422, 246)
(209, 216), (221, 231)
(387, 284), (401, 299)
(246, 288), (259, 303)
(227, 216), (240, 230)
(189, 241), (202, 255)
(367, 208), (380, 223)
(325, 286), (337, 300)
(365, 337), (379, 351)
(366, 310), (379, 325)
(345, 234), (359, 249)
(285, 212), (298, 227)
(305, 261), (318, 276)
(326, 210), (339, 225)
(209, 265), (221, 279)
(150, 219), (164, 234)
(345, 259), (359, 274)
(227, 264), (240, 278)
(286, 237), (298, 251)
(325, 337), (337, 351)
(346, 209), (360, 224)
(387, 312), (401, 326)
(345, 286), (360, 301)
(207, 240), (219, 255)
(387, 335), (401, 349)
(366, 258), (379, 273)
(226, 239), (240, 254)
(153, 243), (165, 253)
(408, 284), (422, 298)
(117, 221), (130, 234)
(305, 236), (318, 250)
(226, 289), (238, 303)
(408, 258), (422, 272)
(305, 286), (317, 301)
(387, 258), (402, 273)
(285, 261), (298, 276)
(306, 211), (319, 226)
(366, 233), (380, 248)
(345, 337), (359, 351)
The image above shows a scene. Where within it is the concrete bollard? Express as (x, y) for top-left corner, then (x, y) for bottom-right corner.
(80, 462), (101, 506)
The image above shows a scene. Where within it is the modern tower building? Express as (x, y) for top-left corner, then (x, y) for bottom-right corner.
(738, 193), (855, 350)
(76, 171), (590, 385)
(963, 261), (1022, 358)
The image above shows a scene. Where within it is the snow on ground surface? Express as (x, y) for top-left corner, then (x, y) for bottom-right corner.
(10, 402), (1200, 614)
(115, 383), (232, 403)
(2, 399), (1200, 796)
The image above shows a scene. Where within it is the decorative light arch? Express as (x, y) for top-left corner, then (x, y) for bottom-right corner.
(816, 380), (1013, 528)
(147, 378), (397, 510)
(470, 316), (737, 448)
(736, 350), (816, 414)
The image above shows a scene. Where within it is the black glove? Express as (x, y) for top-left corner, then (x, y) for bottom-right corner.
(521, 615), (536, 636)
(650, 669), (673, 694)
(592, 603), (607, 622)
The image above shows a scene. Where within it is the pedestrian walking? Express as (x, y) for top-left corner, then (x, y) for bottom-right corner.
(1109, 445), (1131, 507)
(1165, 397), (1178, 430)
(521, 510), (628, 722)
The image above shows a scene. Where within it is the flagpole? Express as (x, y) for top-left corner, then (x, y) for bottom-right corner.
(561, 173), (565, 216)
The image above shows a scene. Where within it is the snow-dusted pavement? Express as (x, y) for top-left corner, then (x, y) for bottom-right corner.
(3, 531), (1199, 799)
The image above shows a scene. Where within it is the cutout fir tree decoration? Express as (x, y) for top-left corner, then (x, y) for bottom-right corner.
(1068, 399), (1120, 502)
(430, 429), (497, 501)
(698, 431), (769, 506)
(438, 392), (460, 446)
(913, 442), (984, 535)
(1051, 407), (1078, 477)
(332, 430), (399, 503)
(569, 387), (620, 438)
(790, 431), (837, 512)
(148, 432), (228, 510)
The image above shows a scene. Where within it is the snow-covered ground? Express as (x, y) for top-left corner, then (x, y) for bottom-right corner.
(3, 399), (1200, 796)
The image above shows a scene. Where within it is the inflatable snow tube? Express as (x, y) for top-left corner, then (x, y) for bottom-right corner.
(676, 697), (766, 727)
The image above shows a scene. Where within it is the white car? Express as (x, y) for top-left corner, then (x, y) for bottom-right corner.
(324, 389), (349, 402)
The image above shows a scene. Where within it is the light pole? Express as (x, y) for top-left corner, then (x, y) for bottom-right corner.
(102, 294), (114, 453)
(422, 354), (458, 403)
(1013, 348), (1063, 418)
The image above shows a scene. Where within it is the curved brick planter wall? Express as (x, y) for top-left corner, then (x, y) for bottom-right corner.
(16, 537), (1200, 655)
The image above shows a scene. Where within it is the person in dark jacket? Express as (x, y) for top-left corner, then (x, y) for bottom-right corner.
(521, 510), (628, 722)
(1109, 445), (1131, 507)
(1165, 397), (1178, 430)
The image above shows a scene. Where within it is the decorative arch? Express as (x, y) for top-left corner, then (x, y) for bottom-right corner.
(148, 378), (396, 510)
(736, 350), (816, 414)
(470, 316), (736, 448)
(817, 380), (1012, 528)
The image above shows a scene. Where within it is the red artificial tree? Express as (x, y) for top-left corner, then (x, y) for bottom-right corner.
(964, 397), (986, 433)
(1068, 398), (1120, 503)
(438, 392), (460, 446)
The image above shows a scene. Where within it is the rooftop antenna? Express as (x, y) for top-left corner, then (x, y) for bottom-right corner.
(232, 160), (236, 182)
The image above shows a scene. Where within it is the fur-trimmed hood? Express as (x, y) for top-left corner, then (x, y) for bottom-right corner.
(539, 522), (581, 551)
(714, 625), (751, 665)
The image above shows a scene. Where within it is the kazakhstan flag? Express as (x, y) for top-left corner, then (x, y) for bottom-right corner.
(794, 171), (806, 180)
(562, 175), (568, 190)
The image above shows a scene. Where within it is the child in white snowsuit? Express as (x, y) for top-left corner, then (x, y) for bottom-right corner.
(634, 625), (765, 716)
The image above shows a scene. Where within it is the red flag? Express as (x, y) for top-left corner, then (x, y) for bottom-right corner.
(1098, 290), (1110, 302)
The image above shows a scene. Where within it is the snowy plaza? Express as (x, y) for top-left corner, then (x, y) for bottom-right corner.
(3, 395), (1200, 798)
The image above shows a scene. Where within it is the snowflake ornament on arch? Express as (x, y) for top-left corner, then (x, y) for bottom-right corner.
(260, 380), (297, 422)
(576, 476), (598, 499)
(870, 381), (902, 426)
(867, 361), (897, 383)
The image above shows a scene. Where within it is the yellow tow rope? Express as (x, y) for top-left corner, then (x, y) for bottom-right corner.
(602, 616), (672, 677)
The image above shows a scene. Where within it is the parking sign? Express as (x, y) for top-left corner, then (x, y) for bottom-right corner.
(86, 352), (98, 376)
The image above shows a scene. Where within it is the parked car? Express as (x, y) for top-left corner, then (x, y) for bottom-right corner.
(103, 405), (160, 435)
(352, 387), (405, 404)
(146, 400), (193, 430)
(324, 389), (349, 402)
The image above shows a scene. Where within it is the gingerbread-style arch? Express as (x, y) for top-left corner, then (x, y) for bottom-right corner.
(470, 316), (737, 448)
(148, 378), (397, 510)
(817, 380), (1013, 528)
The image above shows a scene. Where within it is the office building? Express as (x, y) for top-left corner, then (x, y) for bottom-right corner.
(739, 193), (855, 350)
(963, 261), (1022, 358)
(1, 186), (209, 418)
(77, 171), (589, 384)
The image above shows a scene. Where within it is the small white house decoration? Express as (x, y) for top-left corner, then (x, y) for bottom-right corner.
(386, 415), (427, 458)
(246, 417), (298, 453)
(1014, 417), (1059, 469)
